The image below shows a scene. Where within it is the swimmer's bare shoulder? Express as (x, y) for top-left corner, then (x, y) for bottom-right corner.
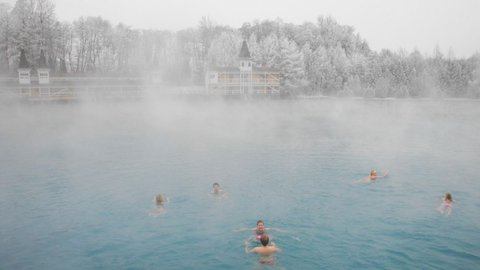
(255, 245), (279, 255)
(270, 241), (280, 252)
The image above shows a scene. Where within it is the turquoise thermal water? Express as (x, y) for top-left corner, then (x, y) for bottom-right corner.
(1, 99), (479, 269)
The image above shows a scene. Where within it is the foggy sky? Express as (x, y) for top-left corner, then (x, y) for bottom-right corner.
(3, 0), (480, 58)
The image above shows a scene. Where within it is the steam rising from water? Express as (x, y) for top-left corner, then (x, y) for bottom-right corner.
(1, 97), (480, 269)
(2, 97), (479, 185)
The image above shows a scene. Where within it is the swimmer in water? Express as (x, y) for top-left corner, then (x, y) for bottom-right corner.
(212, 182), (227, 196)
(235, 220), (285, 241)
(212, 182), (221, 195)
(245, 235), (279, 265)
(437, 192), (453, 216)
(356, 169), (389, 183)
(254, 220), (268, 240)
(149, 193), (169, 216)
(210, 182), (228, 198)
(155, 193), (165, 206)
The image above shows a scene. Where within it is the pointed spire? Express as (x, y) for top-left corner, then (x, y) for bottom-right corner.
(38, 49), (47, 68)
(239, 40), (251, 59)
(19, 49), (29, 68)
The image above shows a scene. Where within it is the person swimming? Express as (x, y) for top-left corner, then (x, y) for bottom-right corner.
(356, 169), (389, 183)
(245, 235), (279, 265)
(255, 220), (267, 240)
(212, 182), (221, 194)
(155, 193), (165, 206)
(211, 182), (227, 198)
(368, 169), (388, 181)
(437, 192), (453, 216)
(149, 193), (168, 217)
(235, 220), (285, 241)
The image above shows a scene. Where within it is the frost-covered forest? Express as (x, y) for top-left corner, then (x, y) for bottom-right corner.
(1, 0), (479, 97)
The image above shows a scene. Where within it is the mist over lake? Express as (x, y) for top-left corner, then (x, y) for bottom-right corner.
(1, 98), (479, 269)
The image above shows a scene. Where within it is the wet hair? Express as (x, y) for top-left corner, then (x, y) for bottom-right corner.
(257, 220), (264, 226)
(260, 235), (269, 246)
(213, 182), (220, 187)
(155, 194), (164, 205)
(370, 169), (377, 176)
(445, 192), (452, 201)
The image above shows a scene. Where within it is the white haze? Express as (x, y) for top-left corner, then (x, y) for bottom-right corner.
(1, 97), (479, 188)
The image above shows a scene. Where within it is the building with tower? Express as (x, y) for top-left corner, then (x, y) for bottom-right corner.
(205, 41), (281, 96)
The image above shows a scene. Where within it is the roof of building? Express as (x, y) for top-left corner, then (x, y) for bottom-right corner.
(239, 40), (251, 59)
(207, 41), (280, 74)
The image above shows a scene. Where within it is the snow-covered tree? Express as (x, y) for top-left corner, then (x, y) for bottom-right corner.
(207, 31), (242, 67)
(309, 46), (333, 94)
(54, 21), (73, 73)
(9, 0), (57, 70)
(0, 3), (15, 72)
(11, 0), (36, 65)
(467, 56), (480, 98)
(257, 33), (279, 68)
(35, 0), (56, 54)
(278, 37), (305, 90)
(247, 33), (261, 67)
(344, 74), (362, 96)
(329, 43), (349, 89)
(113, 23), (138, 72)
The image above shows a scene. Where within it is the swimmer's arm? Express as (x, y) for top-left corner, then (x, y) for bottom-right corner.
(377, 171), (389, 178)
(245, 240), (255, 254)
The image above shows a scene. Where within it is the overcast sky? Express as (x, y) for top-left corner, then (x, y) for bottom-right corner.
(4, 0), (480, 58)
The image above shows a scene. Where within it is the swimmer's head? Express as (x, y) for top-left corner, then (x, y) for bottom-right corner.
(256, 220), (264, 230)
(212, 182), (220, 193)
(260, 235), (269, 246)
(445, 192), (452, 201)
(155, 194), (164, 205)
(370, 170), (377, 176)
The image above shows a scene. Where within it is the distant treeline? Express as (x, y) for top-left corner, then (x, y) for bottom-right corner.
(1, 0), (479, 97)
